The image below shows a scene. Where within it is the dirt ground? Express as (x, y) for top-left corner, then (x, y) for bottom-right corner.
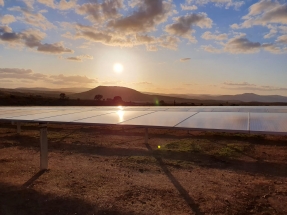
(0, 122), (287, 215)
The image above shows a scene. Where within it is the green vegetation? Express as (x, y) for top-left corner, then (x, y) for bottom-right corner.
(158, 139), (252, 159)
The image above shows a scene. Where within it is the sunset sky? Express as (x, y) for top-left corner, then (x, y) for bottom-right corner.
(0, 0), (286, 95)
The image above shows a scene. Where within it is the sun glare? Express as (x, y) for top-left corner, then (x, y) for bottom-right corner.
(113, 63), (123, 73)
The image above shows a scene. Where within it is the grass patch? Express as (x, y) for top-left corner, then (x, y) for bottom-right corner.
(126, 156), (156, 165)
(162, 139), (207, 153)
(215, 143), (252, 158)
(217, 147), (238, 158)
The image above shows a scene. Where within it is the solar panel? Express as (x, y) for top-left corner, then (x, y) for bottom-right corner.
(146, 108), (169, 111)
(74, 111), (155, 125)
(175, 112), (249, 132)
(0, 109), (61, 119)
(37, 110), (117, 123)
(238, 108), (268, 113)
(250, 113), (287, 134)
(2, 109), (92, 121)
(165, 108), (191, 112)
(120, 111), (197, 127)
(0, 109), (24, 115)
(187, 108), (214, 112)
(212, 108), (239, 112)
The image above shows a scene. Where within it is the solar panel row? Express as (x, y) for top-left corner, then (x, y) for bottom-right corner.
(1, 106), (287, 113)
(0, 106), (287, 134)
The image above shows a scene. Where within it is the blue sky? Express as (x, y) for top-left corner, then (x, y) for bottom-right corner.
(0, 0), (286, 95)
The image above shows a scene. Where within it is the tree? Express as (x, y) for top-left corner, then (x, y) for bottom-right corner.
(60, 93), (66, 100)
(94, 94), (103, 101)
(113, 96), (122, 102)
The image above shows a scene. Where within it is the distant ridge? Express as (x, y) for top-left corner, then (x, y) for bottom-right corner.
(15, 87), (91, 93)
(1, 86), (287, 103)
(149, 92), (287, 103)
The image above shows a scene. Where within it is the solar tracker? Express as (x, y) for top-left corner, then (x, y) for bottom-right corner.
(250, 113), (287, 134)
(175, 112), (249, 132)
(120, 111), (197, 127)
(1, 106), (287, 171)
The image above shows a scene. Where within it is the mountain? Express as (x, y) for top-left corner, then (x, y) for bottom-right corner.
(211, 93), (287, 103)
(143, 92), (287, 103)
(71, 86), (220, 104)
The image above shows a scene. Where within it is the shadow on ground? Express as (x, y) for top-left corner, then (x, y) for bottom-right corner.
(0, 181), (137, 215)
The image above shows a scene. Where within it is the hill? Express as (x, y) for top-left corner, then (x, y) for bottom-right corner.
(71, 86), (222, 104)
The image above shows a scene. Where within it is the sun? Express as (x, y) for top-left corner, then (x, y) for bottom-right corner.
(113, 63), (123, 73)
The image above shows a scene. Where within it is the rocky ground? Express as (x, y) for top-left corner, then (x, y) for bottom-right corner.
(0, 122), (286, 215)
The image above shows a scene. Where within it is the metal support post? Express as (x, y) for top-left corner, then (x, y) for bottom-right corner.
(40, 123), (48, 170)
(17, 122), (21, 134)
(145, 128), (148, 144)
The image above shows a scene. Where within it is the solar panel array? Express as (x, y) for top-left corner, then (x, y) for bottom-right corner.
(1, 106), (287, 134)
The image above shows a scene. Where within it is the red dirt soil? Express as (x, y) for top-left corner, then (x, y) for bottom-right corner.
(0, 123), (287, 215)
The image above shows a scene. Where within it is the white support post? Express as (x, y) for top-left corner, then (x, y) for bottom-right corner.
(16, 122), (21, 134)
(145, 128), (148, 144)
(40, 123), (48, 170)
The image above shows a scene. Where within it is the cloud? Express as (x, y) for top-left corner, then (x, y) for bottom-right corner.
(222, 81), (287, 91)
(8, 6), (55, 30)
(133, 81), (153, 86)
(58, 0), (77, 10)
(108, 0), (175, 34)
(223, 35), (261, 54)
(201, 45), (222, 53)
(0, 68), (97, 85)
(64, 23), (181, 51)
(100, 80), (123, 85)
(64, 54), (94, 62)
(0, 0), (3, 7)
(63, 0), (180, 51)
(76, 0), (123, 23)
(202, 33), (286, 54)
(23, 0), (35, 9)
(232, 0), (287, 28)
(165, 13), (212, 42)
(276, 35), (287, 44)
(0, 27), (73, 54)
(264, 25), (277, 38)
(180, 58), (191, 62)
(0, 15), (16, 25)
(0, 68), (47, 80)
(37, 42), (73, 54)
(49, 74), (96, 85)
(189, 0), (244, 9)
(181, 4), (197, 11)
(223, 82), (256, 87)
(37, 0), (77, 10)
(201, 31), (228, 40)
